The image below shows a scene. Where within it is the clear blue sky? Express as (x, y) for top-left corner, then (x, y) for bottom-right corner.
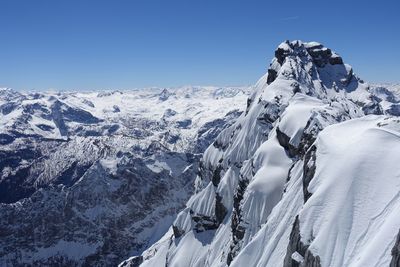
(1, 0), (399, 90)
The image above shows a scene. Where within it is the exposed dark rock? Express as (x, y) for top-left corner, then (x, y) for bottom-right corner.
(305, 42), (343, 68)
(215, 193), (227, 224)
(51, 101), (69, 136)
(172, 225), (185, 238)
(119, 256), (143, 267)
(53, 161), (93, 187)
(106, 124), (120, 134)
(297, 116), (321, 158)
(51, 100), (102, 136)
(176, 119), (192, 129)
(0, 147), (42, 203)
(227, 176), (250, 265)
(36, 124), (55, 131)
(245, 98), (252, 115)
(212, 165), (223, 186)
(292, 82), (301, 94)
(163, 108), (177, 118)
(213, 140), (227, 150)
(113, 105), (121, 112)
(163, 132), (180, 144)
(387, 104), (400, 116)
(329, 56), (343, 65)
(193, 215), (219, 232)
(0, 134), (14, 145)
(303, 145), (317, 203)
(0, 102), (18, 115)
(257, 102), (280, 125)
(82, 99), (95, 108)
(391, 229), (400, 267)
(283, 216), (321, 267)
(276, 127), (298, 158)
(267, 69), (278, 84)
(362, 96), (383, 115)
(275, 40), (291, 65)
(159, 88), (171, 101)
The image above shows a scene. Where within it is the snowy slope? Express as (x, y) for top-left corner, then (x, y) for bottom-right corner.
(125, 41), (400, 267)
(0, 86), (250, 266)
(232, 116), (400, 267)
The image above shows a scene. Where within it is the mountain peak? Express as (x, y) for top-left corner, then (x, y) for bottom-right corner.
(263, 40), (367, 103)
(130, 42), (400, 267)
(274, 40), (343, 67)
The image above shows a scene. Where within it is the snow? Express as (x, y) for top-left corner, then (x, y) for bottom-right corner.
(0, 86), (251, 266)
(168, 230), (215, 267)
(304, 41), (322, 48)
(299, 116), (400, 267)
(278, 94), (324, 146)
(231, 160), (305, 267)
(291, 252), (304, 263)
(0, 86), (251, 150)
(99, 158), (119, 174)
(132, 40), (400, 267)
(238, 131), (292, 244)
(4, 40), (400, 267)
(187, 183), (216, 216)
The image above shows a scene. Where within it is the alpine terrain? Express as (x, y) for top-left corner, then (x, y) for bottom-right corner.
(120, 41), (400, 267)
(0, 86), (250, 266)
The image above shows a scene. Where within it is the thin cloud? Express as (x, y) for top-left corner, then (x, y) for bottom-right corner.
(280, 16), (300, 21)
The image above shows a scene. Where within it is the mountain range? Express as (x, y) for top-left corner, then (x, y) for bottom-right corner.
(1, 40), (400, 267)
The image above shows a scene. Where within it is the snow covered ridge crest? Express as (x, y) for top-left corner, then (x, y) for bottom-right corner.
(123, 40), (400, 267)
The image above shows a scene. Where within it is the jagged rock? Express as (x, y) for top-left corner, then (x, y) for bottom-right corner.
(215, 193), (227, 224)
(159, 88), (171, 101)
(113, 105), (121, 112)
(227, 177), (249, 265)
(302, 145), (317, 202)
(391, 229), (400, 267)
(283, 216), (321, 267)
(120, 256), (143, 267)
(211, 165), (223, 186)
(276, 127), (298, 158)
(172, 225), (185, 238)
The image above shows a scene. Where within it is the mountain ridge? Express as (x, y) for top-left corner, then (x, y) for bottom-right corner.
(122, 40), (400, 267)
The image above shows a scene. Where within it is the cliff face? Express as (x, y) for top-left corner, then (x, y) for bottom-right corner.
(127, 41), (400, 267)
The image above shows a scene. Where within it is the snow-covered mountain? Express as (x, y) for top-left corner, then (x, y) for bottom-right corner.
(0, 86), (251, 266)
(121, 41), (400, 267)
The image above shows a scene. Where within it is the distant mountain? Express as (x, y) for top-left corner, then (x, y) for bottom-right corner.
(0, 86), (250, 266)
(122, 41), (400, 267)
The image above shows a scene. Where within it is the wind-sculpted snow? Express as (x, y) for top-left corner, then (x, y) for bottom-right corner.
(296, 116), (400, 267)
(128, 41), (400, 267)
(0, 86), (250, 266)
